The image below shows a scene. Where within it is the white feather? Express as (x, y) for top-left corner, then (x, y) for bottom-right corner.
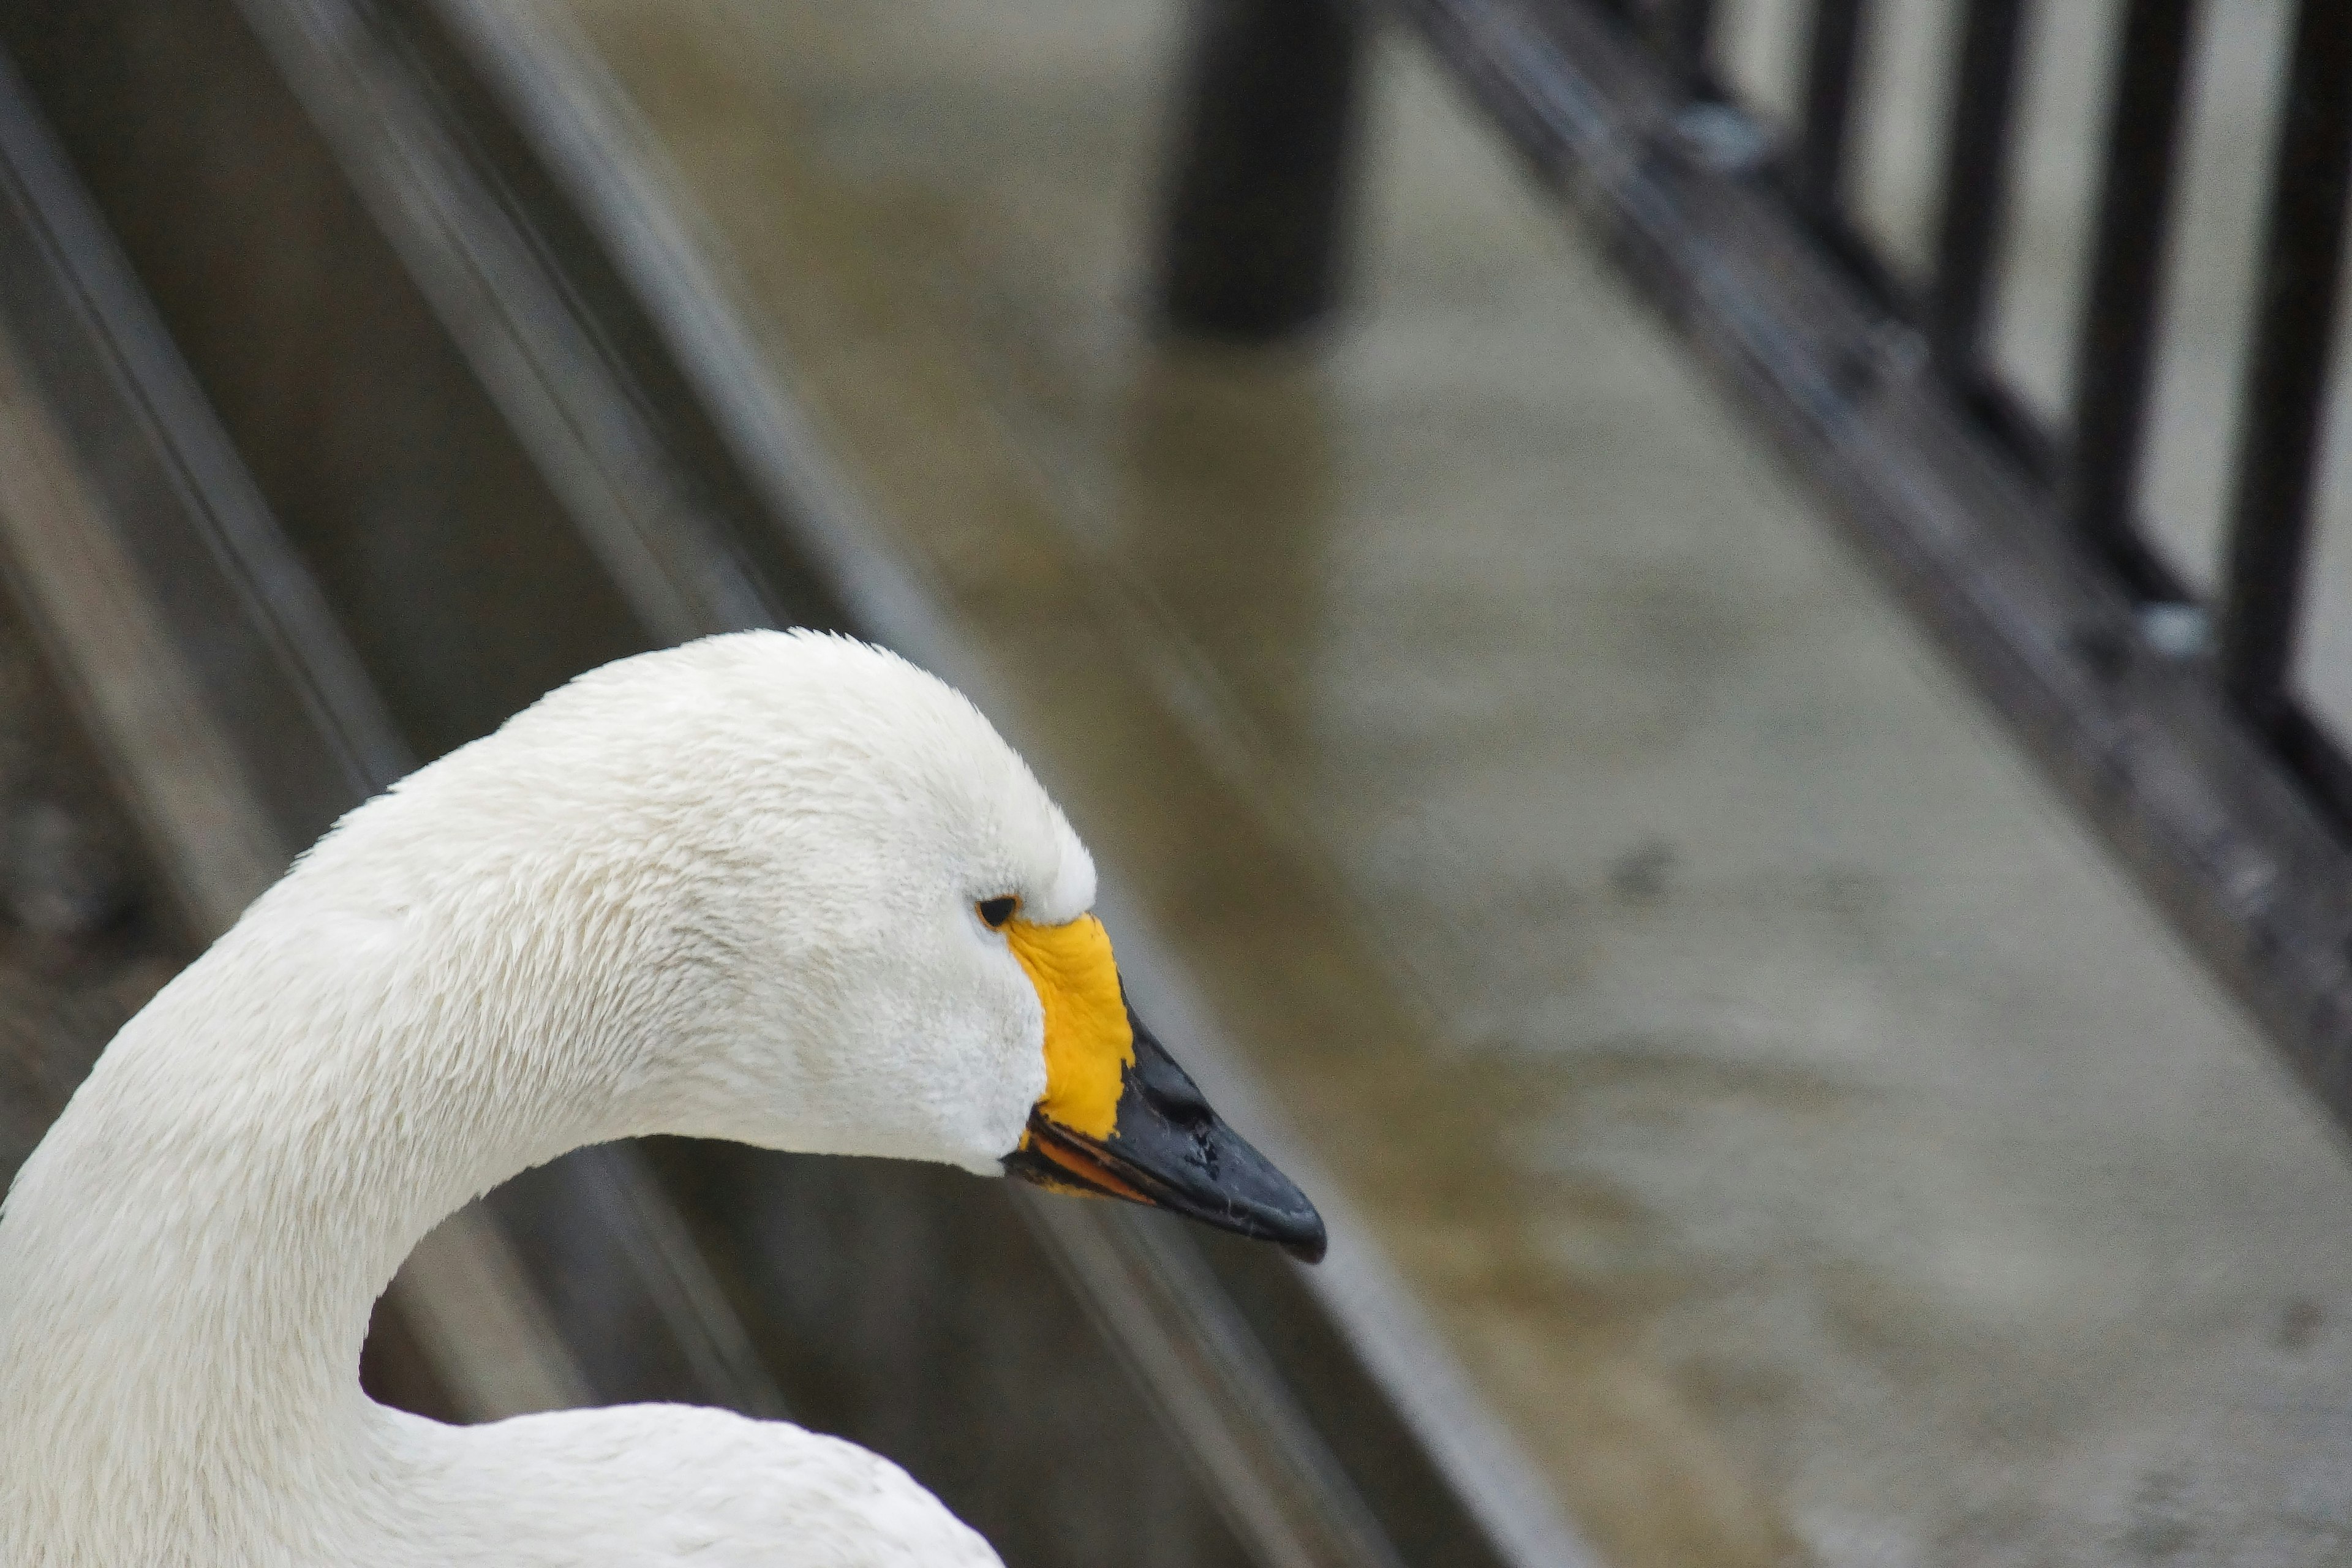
(0, 630), (1102, 1566)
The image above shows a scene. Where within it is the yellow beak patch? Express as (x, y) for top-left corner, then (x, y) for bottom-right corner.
(1005, 914), (1134, 1141)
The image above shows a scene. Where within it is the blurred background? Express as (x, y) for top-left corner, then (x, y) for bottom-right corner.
(3, 0), (2352, 1563)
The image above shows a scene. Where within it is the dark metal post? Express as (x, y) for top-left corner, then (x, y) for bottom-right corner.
(1158, 0), (1368, 340)
(1654, 0), (1718, 92)
(2065, 0), (2201, 574)
(2216, 0), (2352, 726)
(1797, 0), (1871, 211)
(1925, 0), (2027, 379)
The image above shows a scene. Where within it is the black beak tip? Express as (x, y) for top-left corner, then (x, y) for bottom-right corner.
(1281, 1210), (1329, 1265)
(1204, 1137), (1329, 1263)
(1230, 1148), (1327, 1264)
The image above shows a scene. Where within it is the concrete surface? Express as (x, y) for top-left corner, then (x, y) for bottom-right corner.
(543, 2), (2352, 1563)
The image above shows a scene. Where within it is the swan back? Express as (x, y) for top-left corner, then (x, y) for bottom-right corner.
(369, 1403), (998, 1566)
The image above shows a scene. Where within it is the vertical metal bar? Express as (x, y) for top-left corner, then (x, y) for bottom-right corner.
(1926, 0), (2029, 377)
(1159, 0), (1367, 340)
(2066, 0), (2201, 569)
(1797, 0), (1870, 210)
(2216, 0), (2352, 726)
(1656, 0), (1718, 91)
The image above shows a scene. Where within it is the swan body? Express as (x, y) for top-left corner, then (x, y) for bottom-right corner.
(0, 631), (1321, 1566)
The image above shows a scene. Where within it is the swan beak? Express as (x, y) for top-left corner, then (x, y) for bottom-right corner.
(1004, 1001), (1329, 1264)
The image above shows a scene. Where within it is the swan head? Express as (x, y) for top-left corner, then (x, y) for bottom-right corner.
(317, 630), (1325, 1262)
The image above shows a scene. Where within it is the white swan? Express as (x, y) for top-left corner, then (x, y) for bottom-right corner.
(0, 630), (1323, 1567)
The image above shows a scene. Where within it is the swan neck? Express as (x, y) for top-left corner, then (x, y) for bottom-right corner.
(0, 901), (639, 1552)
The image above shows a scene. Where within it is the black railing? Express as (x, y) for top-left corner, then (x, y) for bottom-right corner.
(1157, 0), (2352, 1128)
(1794, 0), (1868, 214)
(1158, 0), (1366, 339)
(2067, 0), (2201, 594)
(2217, 1), (2352, 730)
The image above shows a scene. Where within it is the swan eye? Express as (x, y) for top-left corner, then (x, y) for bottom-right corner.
(977, 895), (1020, 930)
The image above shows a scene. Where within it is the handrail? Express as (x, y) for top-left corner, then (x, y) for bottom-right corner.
(1157, 0), (2352, 1140)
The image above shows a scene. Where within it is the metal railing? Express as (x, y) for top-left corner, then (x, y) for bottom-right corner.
(1158, 0), (2352, 1127)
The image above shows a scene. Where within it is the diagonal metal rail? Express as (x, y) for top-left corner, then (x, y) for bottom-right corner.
(0, 39), (784, 1430)
(1344, 0), (2352, 1126)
